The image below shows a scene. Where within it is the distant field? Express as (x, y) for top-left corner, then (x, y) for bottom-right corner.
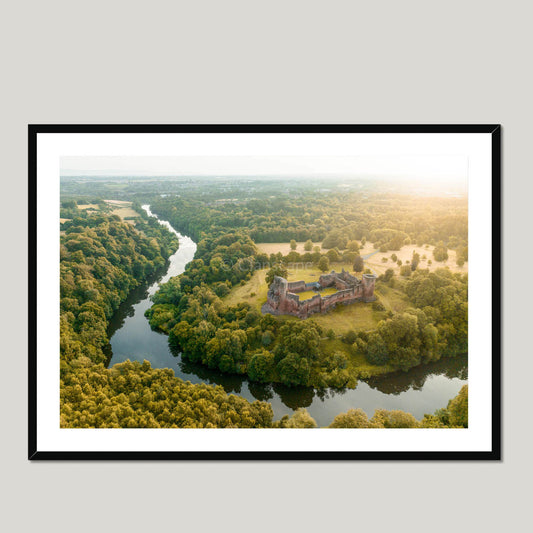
(286, 262), (357, 282)
(256, 241), (324, 255)
(359, 243), (468, 276)
(103, 200), (139, 222)
(110, 206), (139, 222)
(257, 241), (467, 276)
(104, 199), (133, 206)
(72, 200), (140, 225)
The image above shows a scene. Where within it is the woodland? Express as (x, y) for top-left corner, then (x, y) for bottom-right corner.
(59, 177), (468, 428)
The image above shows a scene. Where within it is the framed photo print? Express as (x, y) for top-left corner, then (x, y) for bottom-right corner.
(29, 125), (501, 459)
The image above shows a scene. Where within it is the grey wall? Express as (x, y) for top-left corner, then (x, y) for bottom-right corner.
(1, 1), (530, 532)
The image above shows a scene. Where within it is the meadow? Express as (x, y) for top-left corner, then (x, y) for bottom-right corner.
(257, 241), (468, 276)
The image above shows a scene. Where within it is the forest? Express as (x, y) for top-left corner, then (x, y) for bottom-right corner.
(59, 177), (468, 428)
(60, 212), (177, 366)
(143, 188), (467, 250)
(59, 209), (325, 427)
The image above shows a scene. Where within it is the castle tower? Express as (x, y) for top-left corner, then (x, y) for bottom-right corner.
(362, 273), (376, 302)
(264, 276), (288, 313)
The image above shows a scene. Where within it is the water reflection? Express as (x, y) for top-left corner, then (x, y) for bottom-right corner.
(247, 382), (274, 403)
(272, 383), (315, 410)
(365, 355), (468, 395)
(103, 266), (168, 363)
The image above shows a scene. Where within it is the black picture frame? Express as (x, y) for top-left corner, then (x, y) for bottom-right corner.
(28, 124), (501, 460)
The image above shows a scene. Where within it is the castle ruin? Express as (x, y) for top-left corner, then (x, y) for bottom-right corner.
(261, 269), (376, 319)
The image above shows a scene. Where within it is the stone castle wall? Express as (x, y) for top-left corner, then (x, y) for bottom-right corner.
(287, 280), (306, 292)
(261, 270), (376, 319)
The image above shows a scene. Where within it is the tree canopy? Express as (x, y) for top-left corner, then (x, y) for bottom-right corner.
(60, 213), (277, 428)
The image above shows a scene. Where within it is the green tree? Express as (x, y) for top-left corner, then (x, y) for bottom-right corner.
(248, 349), (275, 383)
(329, 408), (374, 428)
(283, 408), (317, 428)
(342, 330), (358, 344)
(276, 354), (311, 386)
(400, 265), (411, 277)
(326, 248), (341, 262)
(318, 256), (330, 272)
(304, 239), (313, 251)
(447, 385), (468, 427)
(371, 409), (420, 428)
(433, 241), (448, 262)
(411, 251), (420, 271)
(265, 263), (288, 285)
(276, 409), (317, 428)
(353, 255), (364, 273)
(365, 312), (423, 369)
(290, 239), (297, 250)
(347, 240), (360, 253)
(382, 268), (394, 282)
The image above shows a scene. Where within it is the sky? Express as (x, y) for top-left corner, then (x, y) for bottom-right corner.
(61, 155), (468, 183)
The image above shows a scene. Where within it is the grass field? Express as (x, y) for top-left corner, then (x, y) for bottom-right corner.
(256, 241), (468, 276)
(297, 287), (338, 301)
(256, 241), (324, 255)
(103, 200), (140, 223)
(308, 300), (384, 333)
(110, 206), (140, 222)
(223, 268), (270, 312)
(374, 285), (410, 313)
(72, 200), (141, 225)
(296, 290), (317, 301)
(103, 199), (133, 206)
(359, 242), (467, 275)
(261, 298), (385, 334)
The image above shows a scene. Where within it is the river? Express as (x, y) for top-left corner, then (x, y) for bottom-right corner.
(105, 205), (468, 426)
